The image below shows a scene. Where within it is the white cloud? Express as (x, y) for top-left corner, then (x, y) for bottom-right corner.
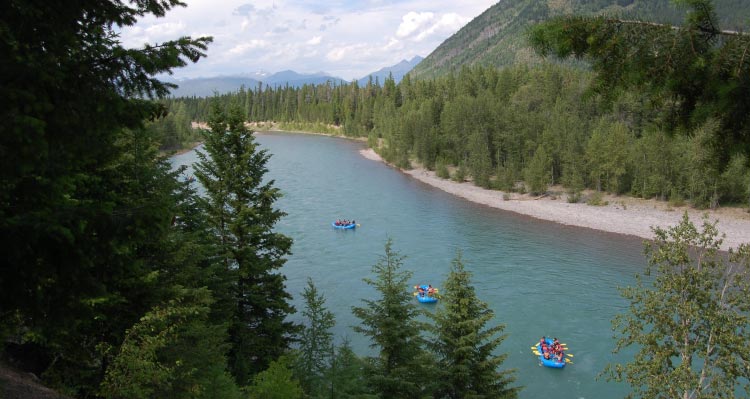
(326, 45), (353, 62)
(396, 11), (435, 38)
(145, 21), (186, 38)
(228, 39), (269, 55)
(306, 36), (322, 45)
(326, 43), (372, 62)
(384, 37), (402, 51)
(120, 0), (498, 80)
(395, 11), (469, 42)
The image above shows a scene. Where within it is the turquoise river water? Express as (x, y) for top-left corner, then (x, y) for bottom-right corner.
(171, 131), (649, 399)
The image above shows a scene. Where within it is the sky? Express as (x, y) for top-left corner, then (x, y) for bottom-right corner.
(120, 0), (498, 81)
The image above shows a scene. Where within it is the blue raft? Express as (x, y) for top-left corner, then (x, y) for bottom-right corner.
(414, 285), (438, 303)
(332, 222), (356, 229)
(535, 338), (567, 368)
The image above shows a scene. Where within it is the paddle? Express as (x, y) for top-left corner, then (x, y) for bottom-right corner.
(532, 342), (567, 347)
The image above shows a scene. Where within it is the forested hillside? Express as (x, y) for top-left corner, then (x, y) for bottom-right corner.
(4, 0), (750, 397)
(408, 0), (750, 80)
(170, 58), (749, 209)
(2, 2), (523, 398)
(159, 0), (750, 209)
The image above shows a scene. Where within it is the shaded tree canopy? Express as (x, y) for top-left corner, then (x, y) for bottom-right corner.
(528, 0), (750, 163)
(0, 0), (211, 394)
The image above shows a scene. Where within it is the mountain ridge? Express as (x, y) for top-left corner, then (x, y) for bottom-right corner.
(167, 56), (423, 97)
(408, 0), (750, 80)
(356, 56), (423, 86)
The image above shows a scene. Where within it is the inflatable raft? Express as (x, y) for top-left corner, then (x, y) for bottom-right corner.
(413, 285), (438, 303)
(332, 222), (356, 229)
(534, 337), (567, 368)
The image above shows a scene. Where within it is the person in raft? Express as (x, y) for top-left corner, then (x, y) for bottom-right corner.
(540, 337), (552, 360)
(427, 285), (436, 296)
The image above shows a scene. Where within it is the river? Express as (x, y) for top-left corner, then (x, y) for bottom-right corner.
(170, 131), (647, 399)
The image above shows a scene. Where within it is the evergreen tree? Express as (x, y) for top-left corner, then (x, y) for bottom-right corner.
(603, 213), (750, 398)
(674, 120), (722, 208)
(529, 0), (750, 164)
(468, 130), (493, 188)
(193, 103), (297, 385)
(524, 145), (552, 195)
(429, 252), (519, 399)
(0, 0), (211, 392)
(327, 339), (373, 399)
(246, 356), (303, 399)
(295, 278), (336, 398)
(100, 288), (241, 399)
(351, 239), (435, 398)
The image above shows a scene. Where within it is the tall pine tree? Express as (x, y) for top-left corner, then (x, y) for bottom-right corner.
(194, 103), (297, 385)
(0, 0), (211, 389)
(429, 251), (519, 399)
(351, 239), (435, 398)
(294, 278), (336, 398)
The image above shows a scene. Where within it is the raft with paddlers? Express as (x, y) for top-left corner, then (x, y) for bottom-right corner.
(332, 219), (358, 229)
(413, 284), (439, 303)
(531, 336), (573, 368)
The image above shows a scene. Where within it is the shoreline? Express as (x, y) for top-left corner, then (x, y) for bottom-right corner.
(359, 148), (750, 250)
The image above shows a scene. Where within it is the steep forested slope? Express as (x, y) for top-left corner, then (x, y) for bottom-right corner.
(409, 0), (750, 80)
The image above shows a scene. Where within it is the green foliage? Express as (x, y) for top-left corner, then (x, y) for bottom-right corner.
(294, 278), (336, 398)
(327, 339), (374, 399)
(529, 0), (750, 166)
(246, 356), (303, 399)
(630, 128), (674, 201)
(586, 191), (608, 206)
(468, 130), (493, 188)
(100, 288), (241, 399)
(351, 239), (435, 398)
(149, 101), (202, 151)
(603, 214), (750, 398)
(169, 24), (750, 210)
(453, 163), (467, 183)
(720, 153), (750, 206)
(436, 158), (451, 179)
(673, 120), (722, 208)
(585, 119), (632, 193)
(524, 145), (552, 195)
(410, 0), (750, 81)
(0, 0), (212, 394)
(429, 252), (520, 399)
(194, 102), (298, 384)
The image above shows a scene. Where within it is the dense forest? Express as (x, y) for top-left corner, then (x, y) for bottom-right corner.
(1, 1), (520, 398)
(166, 60), (749, 208)
(159, 0), (750, 210)
(3, 0), (750, 398)
(408, 0), (750, 79)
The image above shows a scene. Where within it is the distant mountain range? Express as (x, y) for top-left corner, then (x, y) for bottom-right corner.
(167, 57), (423, 97)
(408, 0), (750, 80)
(356, 56), (423, 86)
